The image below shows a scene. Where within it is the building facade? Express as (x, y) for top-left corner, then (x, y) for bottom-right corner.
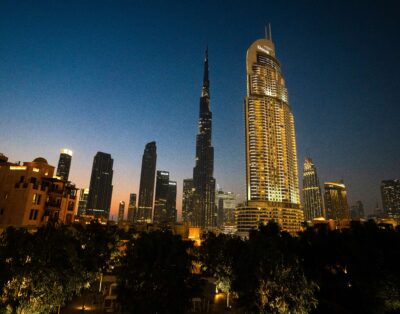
(236, 27), (303, 235)
(127, 193), (137, 222)
(324, 181), (350, 220)
(118, 201), (125, 222)
(191, 48), (216, 229)
(56, 148), (73, 181)
(216, 190), (236, 227)
(381, 179), (400, 217)
(77, 188), (89, 216)
(137, 142), (157, 223)
(182, 178), (194, 224)
(0, 157), (77, 228)
(86, 152), (114, 219)
(302, 157), (324, 220)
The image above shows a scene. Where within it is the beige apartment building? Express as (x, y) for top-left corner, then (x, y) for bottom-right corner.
(0, 155), (77, 229)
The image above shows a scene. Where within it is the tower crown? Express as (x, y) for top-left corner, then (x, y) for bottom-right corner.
(201, 47), (210, 98)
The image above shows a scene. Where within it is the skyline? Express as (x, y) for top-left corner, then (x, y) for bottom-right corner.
(1, 1), (400, 218)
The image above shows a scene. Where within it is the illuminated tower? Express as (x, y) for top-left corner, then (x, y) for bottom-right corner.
(153, 171), (170, 224)
(118, 201), (125, 222)
(56, 148), (73, 181)
(324, 181), (350, 220)
(302, 158), (324, 220)
(237, 26), (303, 235)
(381, 179), (400, 217)
(137, 142), (157, 223)
(192, 48), (216, 228)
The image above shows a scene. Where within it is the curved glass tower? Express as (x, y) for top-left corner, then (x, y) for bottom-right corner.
(237, 27), (303, 235)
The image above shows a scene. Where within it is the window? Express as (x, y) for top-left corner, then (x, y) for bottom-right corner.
(32, 194), (41, 205)
(33, 210), (39, 220)
(0, 208), (4, 215)
(29, 209), (35, 220)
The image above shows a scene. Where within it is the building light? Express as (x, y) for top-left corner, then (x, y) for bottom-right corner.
(10, 166), (27, 170)
(33, 168), (40, 172)
(60, 148), (73, 156)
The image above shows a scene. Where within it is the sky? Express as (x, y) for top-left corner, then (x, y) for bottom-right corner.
(1, 0), (399, 218)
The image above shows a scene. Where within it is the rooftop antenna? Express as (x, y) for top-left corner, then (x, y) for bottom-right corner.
(265, 24), (268, 39)
(268, 22), (272, 41)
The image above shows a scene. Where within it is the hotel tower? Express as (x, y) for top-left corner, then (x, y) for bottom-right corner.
(237, 27), (303, 235)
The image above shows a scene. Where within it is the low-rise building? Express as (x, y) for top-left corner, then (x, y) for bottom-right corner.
(0, 156), (77, 228)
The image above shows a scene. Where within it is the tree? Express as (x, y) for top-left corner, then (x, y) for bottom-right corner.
(117, 230), (200, 313)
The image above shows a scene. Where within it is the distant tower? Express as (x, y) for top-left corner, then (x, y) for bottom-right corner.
(302, 158), (324, 220)
(137, 142), (157, 223)
(381, 179), (400, 217)
(236, 27), (303, 235)
(350, 200), (365, 219)
(77, 188), (89, 216)
(154, 171), (170, 224)
(56, 148), (73, 181)
(127, 193), (137, 222)
(182, 179), (194, 223)
(166, 180), (177, 224)
(192, 47), (216, 228)
(216, 190), (236, 227)
(324, 181), (350, 220)
(86, 152), (114, 219)
(118, 201), (125, 222)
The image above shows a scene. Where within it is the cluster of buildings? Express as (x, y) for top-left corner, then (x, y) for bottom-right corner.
(1, 29), (399, 235)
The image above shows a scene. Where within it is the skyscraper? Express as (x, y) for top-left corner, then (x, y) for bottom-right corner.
(302, 158), (324, 220)
(166, 181), (177, 224)
(153, 171), (170, 224)
(127, 193), (137, 222)
(77, 188), (89, 216)
(324, 181), (350, 220)
(192, 48), (216, 229)
(236, 27), (303, 235)
(381, 179), (400, 217)
(56, 148), (73, 181)
(137, 142), (157, 223)
(118, 201), (125, 222)
(86, 152), (114, 219)
(350, 200), (365, 220)
(154, 171), (177, 225)
(182, 179), (194, 223)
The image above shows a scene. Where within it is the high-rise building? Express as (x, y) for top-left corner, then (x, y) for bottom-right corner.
(127, 193), (137, 222)
(166, 181), (177, 224)
(86, 152), (114, 219)
(137, 142), (157, 223)
(118, 201), (125, 222)
(302, 158), (324, 220)
(77, 188), (89, 216)
(216, 190), (236, 227)
(154, 171), (177, 225)
(381, 179), (400, 217)
(192, 48), (216, 229)
(350, 200), (365, 220)
(236, 27), (303, 235)
(182, 179), (194, 223)
(153, 171), (170, 224)
(0, 157), (77, 227)
(324, 181), (350, 220)
(56, 148), (73, 181)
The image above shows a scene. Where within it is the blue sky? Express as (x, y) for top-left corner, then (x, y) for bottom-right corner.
(1, 0), (399, 217)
